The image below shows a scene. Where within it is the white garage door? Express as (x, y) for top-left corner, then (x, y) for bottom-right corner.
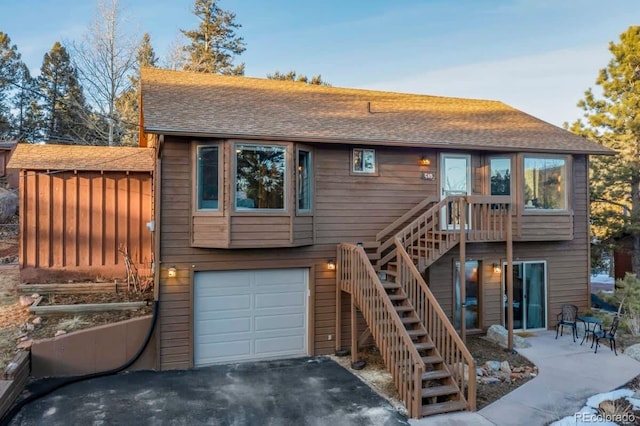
(194, 268), (308, 366)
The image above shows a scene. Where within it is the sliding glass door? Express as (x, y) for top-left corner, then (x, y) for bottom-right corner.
(503, 261), (547, 330)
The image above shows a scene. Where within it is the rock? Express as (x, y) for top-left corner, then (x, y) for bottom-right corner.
(0, 187), (17, 223)
(17, 340), (32, 350)
(30, 293), (40, 300)
(486, 324), (532, 349)
(54, 330), (67, 337)
(625, 344), (640, 361)
(476, 367), (484, 377)
(482, 377), (501, 385)
(25, 323), (34, 332)
(19, 295), (34, 307)
(32, 317), (42, 325)
(19, 335), (29, 342)
(500, 361), (511, 374)
(510, 372), (523, 380)
(484, 360), (501, 371)
(512, 367), (523, 373)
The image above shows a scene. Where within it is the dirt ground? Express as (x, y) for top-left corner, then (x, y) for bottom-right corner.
(0, 224), (152, 372)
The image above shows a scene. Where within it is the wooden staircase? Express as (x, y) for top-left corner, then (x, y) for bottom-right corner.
(337, 195), (511, 418)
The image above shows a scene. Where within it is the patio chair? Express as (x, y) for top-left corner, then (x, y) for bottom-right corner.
(592, 315), (619, 356)
(555, 304), (579, 342)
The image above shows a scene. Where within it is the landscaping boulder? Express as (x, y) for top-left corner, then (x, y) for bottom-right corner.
(0, 187), (17, 223)
(625, 343), (640, 361)
(486, 324), (532, 349)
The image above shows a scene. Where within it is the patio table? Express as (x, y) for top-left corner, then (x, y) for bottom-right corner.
(578, 316), (603, 346)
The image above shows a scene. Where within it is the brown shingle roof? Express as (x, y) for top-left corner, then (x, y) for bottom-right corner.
(7, 144), (155, 172)
(141, 68), (612, 155)
(0, 141), (16, 151)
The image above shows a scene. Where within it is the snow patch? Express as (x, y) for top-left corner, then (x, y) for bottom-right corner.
(43, 407), (56, 417)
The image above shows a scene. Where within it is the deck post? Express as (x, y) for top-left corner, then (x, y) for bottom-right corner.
(351, 297), (358, 363)
(336, 248), (342, 352)
(459, 197), (466, 343)
(506, 205), (514, 351)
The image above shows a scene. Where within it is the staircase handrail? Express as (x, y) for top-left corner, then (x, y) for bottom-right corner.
(337, 243), (425, 418)
(394, 237), (476, 411)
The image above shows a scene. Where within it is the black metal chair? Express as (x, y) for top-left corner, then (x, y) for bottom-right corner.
(555, 304), (579, 342)
(592, 315), (619, 355)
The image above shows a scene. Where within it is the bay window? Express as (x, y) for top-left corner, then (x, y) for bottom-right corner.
(235, 144), (286, 210)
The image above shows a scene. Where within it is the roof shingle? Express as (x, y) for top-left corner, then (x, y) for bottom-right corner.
(141, 68), (612, 155)
(7, 144), (155, 172)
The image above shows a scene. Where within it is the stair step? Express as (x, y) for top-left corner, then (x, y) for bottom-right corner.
(401, 317), (420, 325)
(381, 281), (400, 290)
(414, 342), (435, 351)
(394, 306), (413, 313)
(421, 400), (467, 417)
(379, 269), (397, 277)
(407, 329), (427, 337)
(388, 294), (406, 301)
(421, 384), (458, 398)
(421, 355), (443, 364)
(421, 370), (450, 381)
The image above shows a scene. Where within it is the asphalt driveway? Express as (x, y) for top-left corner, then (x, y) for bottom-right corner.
(9, 357), (408, 425)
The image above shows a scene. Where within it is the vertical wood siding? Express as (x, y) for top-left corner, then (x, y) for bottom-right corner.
(20, 170), (153, 279)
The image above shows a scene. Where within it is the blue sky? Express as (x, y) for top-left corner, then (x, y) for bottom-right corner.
(2, 0), (639, 126)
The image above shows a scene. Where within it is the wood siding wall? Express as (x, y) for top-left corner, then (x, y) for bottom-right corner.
(20, 170), (153, 281)
(157, 136), (590, 370)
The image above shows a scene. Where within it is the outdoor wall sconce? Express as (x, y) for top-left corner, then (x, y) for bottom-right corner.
(420, 156), (431, 166)
(327, 260), (336, 271)
(492, 263), (502, 274)
(167, 267), (177, 278)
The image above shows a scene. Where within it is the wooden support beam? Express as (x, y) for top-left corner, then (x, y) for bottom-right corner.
(506, 205), (514, 352)
(351, 299), (358, 363)
(460, 197), (467, 343)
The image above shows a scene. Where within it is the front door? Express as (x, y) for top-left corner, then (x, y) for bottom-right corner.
(440, 154), (471, 230)
(503, 261), (547, 330)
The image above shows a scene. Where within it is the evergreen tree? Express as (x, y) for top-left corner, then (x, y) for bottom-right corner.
(12, 63), (44, 142)
(568, 26), (640, 275)
(116, 32), (158, 145)
(181, 0), (246, 75)
(267, 70), (330, 86)
(0, 32), (21, 139)
(39, 42), (91, 143)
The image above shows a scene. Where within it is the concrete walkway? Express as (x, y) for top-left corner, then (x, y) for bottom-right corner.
(411, 330), (640, 426)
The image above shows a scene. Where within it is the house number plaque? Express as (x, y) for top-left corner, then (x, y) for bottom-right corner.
(421, 172), (435, 181)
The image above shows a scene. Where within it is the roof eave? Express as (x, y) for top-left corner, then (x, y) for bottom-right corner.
(144, 127), (616, 156)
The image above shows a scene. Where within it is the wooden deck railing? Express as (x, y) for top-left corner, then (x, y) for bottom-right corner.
(394, 238), (476, 411)
(337, 243), (425, 418)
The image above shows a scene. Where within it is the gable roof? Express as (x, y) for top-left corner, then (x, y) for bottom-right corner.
(141, 68), (612, 155)
(7, 144), (155, 172)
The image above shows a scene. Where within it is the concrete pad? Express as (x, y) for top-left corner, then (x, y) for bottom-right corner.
(410, 411), (495, 425)
(9, 357), (408, 426)
(479, 331), (640, 426)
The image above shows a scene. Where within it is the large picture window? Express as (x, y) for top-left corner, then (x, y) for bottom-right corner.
(197, 146), (220, 210)
(235, 144), (286, 210)
(524, 157), (566, 210)
(489, 158), (511, 196)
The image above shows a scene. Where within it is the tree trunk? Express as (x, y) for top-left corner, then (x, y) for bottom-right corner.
(631, 175), (640, 277)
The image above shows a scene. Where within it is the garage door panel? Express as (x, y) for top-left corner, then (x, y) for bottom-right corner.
(255, 291), (305, 309)
(197, 317), (252, 335)
(255, 335), (305, 355)
(194, 268), (308, 366)
(196, 294), (251, 312)
(196, 340), (251, 363)
(255, 313), (305, 331)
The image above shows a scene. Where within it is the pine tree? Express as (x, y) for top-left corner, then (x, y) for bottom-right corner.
(181, 0), (246, 75)
(39, 42), (91, 143)
(569, 26), (640, 275)
(116, 32), (158, 145)
(12, 63), (44, 142)
(267, 70), (330, 86)
(0, 32), (21, 139)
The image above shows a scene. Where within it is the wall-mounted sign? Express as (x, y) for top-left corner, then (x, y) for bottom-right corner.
(421, 171), (435, 181)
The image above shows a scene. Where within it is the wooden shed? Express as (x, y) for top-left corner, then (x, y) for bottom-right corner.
(7, 144), (155, 282)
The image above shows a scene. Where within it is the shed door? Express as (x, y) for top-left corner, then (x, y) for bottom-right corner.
(194, 268), (308, 366)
